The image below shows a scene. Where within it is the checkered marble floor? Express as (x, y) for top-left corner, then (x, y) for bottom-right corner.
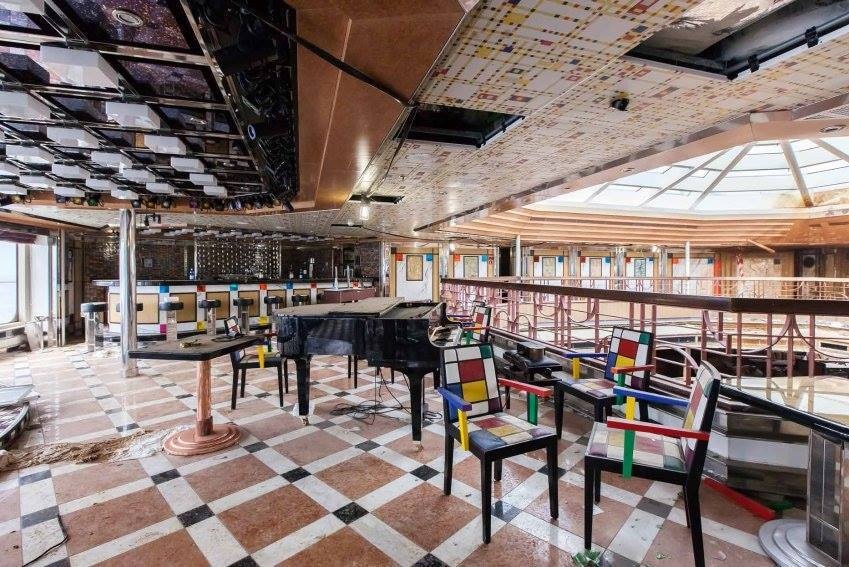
(0, 345), (777, 566)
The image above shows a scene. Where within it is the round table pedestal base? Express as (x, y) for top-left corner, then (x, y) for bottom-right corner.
(759, 519), (838, 567)
(163, 423), (241, 456)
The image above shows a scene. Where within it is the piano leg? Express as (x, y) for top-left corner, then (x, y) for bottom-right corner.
(295, 355), (311, 425)
(407, 370), (426, 444)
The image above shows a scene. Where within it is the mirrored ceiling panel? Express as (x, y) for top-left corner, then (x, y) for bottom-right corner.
(57, 0), (194, 51)
(113, 59), (219, 102)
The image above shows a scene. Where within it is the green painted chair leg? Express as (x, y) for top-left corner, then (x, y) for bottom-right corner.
(622, 429), (635, 478)
(615, 372), (625, 404)
(527, 393), (538, 425)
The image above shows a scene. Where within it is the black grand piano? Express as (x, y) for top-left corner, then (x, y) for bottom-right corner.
(275, 297), (461, 441)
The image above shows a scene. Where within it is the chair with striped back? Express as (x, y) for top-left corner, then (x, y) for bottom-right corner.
(582, 362), (720, 567)
(552, 327), (655, 437)
(463, 303), (492, 344)
(437, 343), (559, 543)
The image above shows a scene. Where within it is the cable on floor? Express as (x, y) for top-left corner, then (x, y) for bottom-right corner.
(329, 366), (442, 424)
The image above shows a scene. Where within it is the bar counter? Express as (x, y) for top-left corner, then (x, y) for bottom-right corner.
(93, 278), (377, 336)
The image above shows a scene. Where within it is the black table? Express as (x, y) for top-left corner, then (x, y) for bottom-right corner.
(130, 335), (262, 455)
(721, 377), (849, 567)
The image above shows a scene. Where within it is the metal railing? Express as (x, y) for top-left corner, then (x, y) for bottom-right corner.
(485, 276), (849, 300)
(441, 277), (849, 385)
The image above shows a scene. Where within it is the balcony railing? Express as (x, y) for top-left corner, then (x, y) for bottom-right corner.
(441, 277), (849, 385)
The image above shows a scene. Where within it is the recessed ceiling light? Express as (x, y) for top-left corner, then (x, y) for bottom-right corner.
(820, 124), (846, 133)
(112, 8), (143, 28)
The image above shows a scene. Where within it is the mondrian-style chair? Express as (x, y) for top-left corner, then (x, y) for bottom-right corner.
(552, 327), (654, 437)
(462, 303), (492, 344)
(437, 343), (559, 543)
(583, 362), (720, 567)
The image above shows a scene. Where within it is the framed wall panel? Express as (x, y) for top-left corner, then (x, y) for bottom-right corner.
(406, 255), (424, 281)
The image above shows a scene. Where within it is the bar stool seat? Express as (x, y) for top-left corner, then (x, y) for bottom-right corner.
(264, 296), (284, 306)
(199, 299), (221, 309)
(116, 303), (143, 312)
(81, 302), (107, 314)
(159, 301), (184, 311)
(233, 298), (254, 307)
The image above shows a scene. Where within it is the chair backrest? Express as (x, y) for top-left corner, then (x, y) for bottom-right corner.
(680, 362), (720, 478)
(469, 304), (492, 343)
(440, 343), (502, 421)
(603, 327), (654, 389)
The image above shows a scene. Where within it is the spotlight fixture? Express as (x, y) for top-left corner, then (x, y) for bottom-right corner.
(188, 198), (199, 209)
(85, 195), (102, 207)
(213, 200), (225, 211)
(449, 242), (457, 252)
(54, 195), (67, 204)
(200, 200), (212, 210)
(160, 197), (172, 209)
(71, 197), (84, 205)
(359, 198), (371, 221)
(610, 94), (629, 112)
(820, 124), (846, 134)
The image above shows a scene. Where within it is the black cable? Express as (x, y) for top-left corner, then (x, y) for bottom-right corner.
(23, 514), (68, 567)
(329, 367), (442, 424)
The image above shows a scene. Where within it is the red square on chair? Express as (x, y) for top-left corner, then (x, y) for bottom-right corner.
(458, 358), (485, 383)
(618, 339), (638, 360)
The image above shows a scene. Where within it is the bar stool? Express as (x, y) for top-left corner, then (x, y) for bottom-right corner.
(199, 298), (221, 336)
(80, 302), (106, 352)
(264, 295), (284, 330)
(291, 294), (309, 307)
(233, 297), (254, 333)
(159, 299), (184, 342)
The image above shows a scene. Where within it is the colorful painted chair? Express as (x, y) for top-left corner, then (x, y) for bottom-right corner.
(552, 327), (654, 437)
(437, 343), (559, 543)
(583, 362), (720, 567)
(462, 303), (492, 344)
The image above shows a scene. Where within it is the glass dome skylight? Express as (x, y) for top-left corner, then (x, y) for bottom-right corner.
(533, 138), (849, 214)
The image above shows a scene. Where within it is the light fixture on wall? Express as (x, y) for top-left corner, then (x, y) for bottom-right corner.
(359, 198), (371, 221)
(449, 242), (456, 252)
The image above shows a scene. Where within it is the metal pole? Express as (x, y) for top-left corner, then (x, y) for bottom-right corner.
(119, 209), (138, 377)
(59, 230), (67, 346)
(46, 235), (55, 347)
(567, 246), (579, 279)
(514, 235), (521, 279)
(378, 242), (388, 297)
(685, 241), (692, 295)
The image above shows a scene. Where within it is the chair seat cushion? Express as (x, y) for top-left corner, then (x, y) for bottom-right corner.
(466, 412), (555, 451)
(586, 422), (684, 472)
(564, 378), (615, 399)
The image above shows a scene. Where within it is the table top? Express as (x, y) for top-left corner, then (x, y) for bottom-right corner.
(128, 335), (263, 361)
(274, 297), (403, 318)
(721, 376), (849, 442)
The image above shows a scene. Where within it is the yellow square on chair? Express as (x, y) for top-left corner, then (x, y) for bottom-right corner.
(614, 355), (635, 369)
(462, 380), (488, 403)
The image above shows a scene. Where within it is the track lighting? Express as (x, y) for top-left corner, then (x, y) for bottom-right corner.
(359, 199), (371, 221)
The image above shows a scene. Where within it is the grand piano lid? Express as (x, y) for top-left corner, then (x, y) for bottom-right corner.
(274, 297), (404, 318)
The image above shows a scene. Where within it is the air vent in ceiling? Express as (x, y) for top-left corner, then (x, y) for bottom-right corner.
(401, 104), (523, 148)
(627, 0), (849, 80)
(349, 194), (403, 204)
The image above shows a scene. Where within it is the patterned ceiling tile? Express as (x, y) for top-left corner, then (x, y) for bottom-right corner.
(18, 0), (849, 242)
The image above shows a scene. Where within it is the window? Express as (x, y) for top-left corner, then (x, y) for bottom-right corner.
(0, 242), (17, 324)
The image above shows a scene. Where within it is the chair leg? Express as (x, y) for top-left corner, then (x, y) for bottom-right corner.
(594, 463), (601, 504)
(443, 432), (454, 496)
(276, 364), (284, 407)
(584, 462), (594, 550)
(353, 356), (358, 389)
(639, 399), (649, 422)
(231, 369), (239, 410)
(390, 368), (395, 384)
(682, 487), (691, 528)
(347, 356), (351, 379)
(546, 441), (559, 519)
(283, 359), (289, 393)
(481, 458), (492, 543)
(494, 460), (502, 482)
(433, 367), (440, 389)
(240, 368), (247, 398)
(593, 402), (604, 423)
(554, 387), (564, 438)
(686, 484), (705, 567)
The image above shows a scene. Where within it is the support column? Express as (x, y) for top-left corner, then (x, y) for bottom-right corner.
(58, 230), (67, 346)
(46, 234), (55, 347)
(685, 241), (692, 294)
(378, 241), (389, 297)
(567, 246), (579, 279)
(614, 246), (627, 282)
(514, 235), (521, 279)
(119, 209), (138, 378)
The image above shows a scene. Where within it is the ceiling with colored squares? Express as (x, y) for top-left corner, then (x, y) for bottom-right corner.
(5, 0), (849, 247)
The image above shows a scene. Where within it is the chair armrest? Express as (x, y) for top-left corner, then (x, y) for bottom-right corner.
(612, 386), (688, 408)
(497, 378), (552, 398)
(561, 352), (607, 359)
(611, 364), (654, 374)
(437, 387), (472, 412)
(606, 417), (710, 440)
